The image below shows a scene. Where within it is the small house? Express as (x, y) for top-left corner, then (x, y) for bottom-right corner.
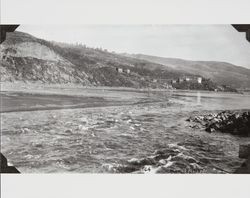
(197, 77), (202, 84)
(178, 78), (184, 83)
(116, 68), (123, 73)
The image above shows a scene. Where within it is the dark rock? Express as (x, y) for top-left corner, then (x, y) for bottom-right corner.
(188, 110), (250, 136)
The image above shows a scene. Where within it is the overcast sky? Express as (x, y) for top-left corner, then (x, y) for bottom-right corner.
(17, 25), (250, 69)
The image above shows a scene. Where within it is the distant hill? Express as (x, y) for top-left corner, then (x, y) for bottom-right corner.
(127, 54), (250, 89)
(0, 31), (196, 88)
(0, 31), (241, 91)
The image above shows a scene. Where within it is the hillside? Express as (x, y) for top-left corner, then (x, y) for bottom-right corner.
(0, 32), (90, 85)
(128, 54), (250, 89)
(0, 31), (196, 88)
(0, 31), (239, 91)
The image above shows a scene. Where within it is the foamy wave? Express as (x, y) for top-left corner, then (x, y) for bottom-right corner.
(102, 143), (204, 173)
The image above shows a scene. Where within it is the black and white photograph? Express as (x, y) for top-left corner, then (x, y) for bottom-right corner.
(1, 1), (250, 197)
(1, 24), (250, 174)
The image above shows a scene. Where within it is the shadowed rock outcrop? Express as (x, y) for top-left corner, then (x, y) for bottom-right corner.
(187, 110), (250, 136)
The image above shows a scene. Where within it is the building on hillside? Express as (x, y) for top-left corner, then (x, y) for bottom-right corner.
(126, 69), (131, 74)
(116, 68), (123, 73)
(185, 77), (191, 82)
(164, 84), (173, 89)
(197, 77), (202, 84)
(178, 78), (184, 83)
(171, 80), (177, 84)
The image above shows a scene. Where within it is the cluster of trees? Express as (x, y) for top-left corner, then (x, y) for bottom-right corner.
(172, 78), (237, 92)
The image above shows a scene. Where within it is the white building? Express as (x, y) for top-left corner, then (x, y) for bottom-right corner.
(178, 78), (184, 83)
(116, 68), (123, 73)
(197, 77), (202, 84)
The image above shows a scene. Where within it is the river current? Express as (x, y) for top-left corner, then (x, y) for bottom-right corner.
(1, 90), (250, 173)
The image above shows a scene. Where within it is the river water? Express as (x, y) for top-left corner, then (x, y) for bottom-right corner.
(1, 90), (250, 173)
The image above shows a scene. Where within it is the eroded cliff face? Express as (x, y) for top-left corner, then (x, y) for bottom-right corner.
(0, 39), (90, 84)
(0, 32), (150, 87)
(1, 42), (64, 61)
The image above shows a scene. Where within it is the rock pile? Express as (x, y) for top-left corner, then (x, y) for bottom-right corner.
(187, 110), (250, 136)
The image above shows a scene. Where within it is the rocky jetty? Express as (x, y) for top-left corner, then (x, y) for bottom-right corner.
(187, 110), (250, 136)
